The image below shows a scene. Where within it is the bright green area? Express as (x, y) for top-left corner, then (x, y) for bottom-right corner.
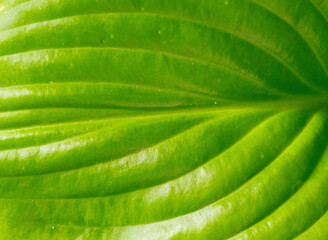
(0, 0), (328, 239)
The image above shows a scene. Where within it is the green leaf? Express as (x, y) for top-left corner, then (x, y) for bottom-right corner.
(0, 0), (327, 239)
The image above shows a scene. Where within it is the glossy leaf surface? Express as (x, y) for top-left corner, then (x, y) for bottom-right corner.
(0, 0), (328, 239)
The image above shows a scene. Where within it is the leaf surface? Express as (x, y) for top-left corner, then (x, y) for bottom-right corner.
(0, 0), (328, 239)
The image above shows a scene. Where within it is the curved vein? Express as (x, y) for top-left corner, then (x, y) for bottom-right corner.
(0, 11), (323, 95)
(248, 0), (328, 76)
(0, 47), (295, 98)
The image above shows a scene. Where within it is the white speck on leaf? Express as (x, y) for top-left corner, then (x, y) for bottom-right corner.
(97, 164), (102, 172)
(52, 225), (55, 230)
